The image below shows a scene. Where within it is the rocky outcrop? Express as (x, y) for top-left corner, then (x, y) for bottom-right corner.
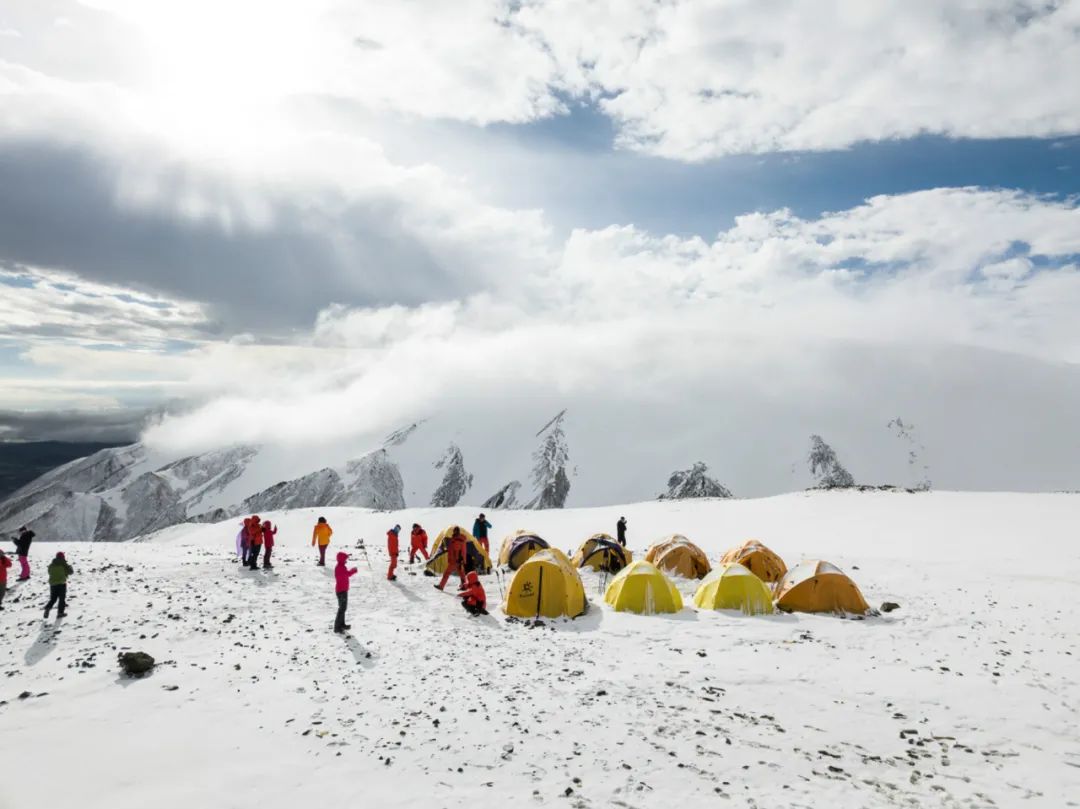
(808, 435), (855, 489)
(659, 462), (733, 500)
(526, 411), (571, 509)
(482, 481), (521, 510)
(430, 444), (473, 507)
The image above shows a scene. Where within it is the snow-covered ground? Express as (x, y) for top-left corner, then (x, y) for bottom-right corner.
(2, 491), (1078, 808)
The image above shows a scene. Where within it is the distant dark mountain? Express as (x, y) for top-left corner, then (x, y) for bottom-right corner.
(0, 441), (124, 500)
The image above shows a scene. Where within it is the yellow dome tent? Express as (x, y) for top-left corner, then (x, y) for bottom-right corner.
(497, 531), (550, 570)
(603, 560), (683, 615)
(644, 535), (711, 579)
(775, 560), (870, 615)
(693, 563), (776, 615)
(425, 525), (492, 576)
(718, 539), (788, 583)
(572, 533), (632, 572)
(504, 548), (587, 619)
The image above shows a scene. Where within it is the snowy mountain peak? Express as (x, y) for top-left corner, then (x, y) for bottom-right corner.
(430, 444), (472, 507)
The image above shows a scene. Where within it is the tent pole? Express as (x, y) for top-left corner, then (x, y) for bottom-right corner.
(535, 566), (543, 621)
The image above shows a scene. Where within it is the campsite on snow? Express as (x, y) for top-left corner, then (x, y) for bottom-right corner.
(2, 486), (1078, 808)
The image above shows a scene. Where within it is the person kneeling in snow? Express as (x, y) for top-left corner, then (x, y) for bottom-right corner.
(334, 551), (358, 633)
(457, 571), (487, 616)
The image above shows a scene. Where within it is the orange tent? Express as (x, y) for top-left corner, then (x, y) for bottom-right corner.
(775, 560), (870, 615)
(719, 540), (787, 583)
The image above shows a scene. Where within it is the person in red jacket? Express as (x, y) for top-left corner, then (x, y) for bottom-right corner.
(386, 524), (401, 581)
(435, 527), (467, 591)
(457, 571), (487, 616)
(261, 520), (277, 569)
(247, 516), (263, 570)
(0, 549), (11, 610)
(334, 551), (358, 633)
(409, 524), (429, 564)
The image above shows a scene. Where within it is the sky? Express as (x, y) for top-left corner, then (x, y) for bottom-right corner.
(1, 0), (1079, 493)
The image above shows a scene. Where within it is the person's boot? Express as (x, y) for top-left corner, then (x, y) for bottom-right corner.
(43, 607), (50, 619)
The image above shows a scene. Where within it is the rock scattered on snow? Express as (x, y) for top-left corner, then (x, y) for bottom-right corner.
(118, 651), (156, 677)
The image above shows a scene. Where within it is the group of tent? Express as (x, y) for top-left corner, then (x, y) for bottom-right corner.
(424, 526), (871, 620)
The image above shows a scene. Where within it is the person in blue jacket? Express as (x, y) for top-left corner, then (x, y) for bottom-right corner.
(471, 513), (492, 554)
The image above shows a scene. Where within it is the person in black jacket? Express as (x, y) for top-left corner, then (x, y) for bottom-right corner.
(12, 526), (34, 581)
(616, 517), (627, 547)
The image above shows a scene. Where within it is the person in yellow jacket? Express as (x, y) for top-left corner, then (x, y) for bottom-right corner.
(312, 516), (333, 566)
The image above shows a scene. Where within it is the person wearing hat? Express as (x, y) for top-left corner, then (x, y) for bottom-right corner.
(616, 516), (628, 548)
(386, 524), (401, 581)
(44, 551), (73, 619)
(334, 551), (358, 633)
(409, 523), (429, 564)
(457, 570), (487, 616)
(12, 525), (34, 581)
(471, 513), (492, 554)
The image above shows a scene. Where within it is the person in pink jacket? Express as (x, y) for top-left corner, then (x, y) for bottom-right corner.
(261, 520), (277, 569)
(334, 551), (358, 633)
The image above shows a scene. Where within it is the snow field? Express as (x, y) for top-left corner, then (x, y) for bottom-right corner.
(1, 491), (1078, 808)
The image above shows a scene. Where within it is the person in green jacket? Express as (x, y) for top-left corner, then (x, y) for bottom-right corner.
(44, 552), (73, 619)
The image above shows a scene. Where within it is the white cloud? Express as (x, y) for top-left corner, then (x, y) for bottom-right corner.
(6, 1), (1078, 162)
(0, 263), (212, 350)
(135, 188), (1080, 460)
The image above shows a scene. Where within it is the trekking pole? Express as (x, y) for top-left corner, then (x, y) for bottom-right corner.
(355, 538), (373, 573)
(495, 568), (506, 602)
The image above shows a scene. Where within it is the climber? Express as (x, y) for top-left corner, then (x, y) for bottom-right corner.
(12, 525), (34, 581)
(334, 551), (358, 633)
(44, 551), (73, 619)
(435, 526), (467, 591)
(616, 516), (628, 547)
(472, 513), (492, 554)
(247, 517), (264, 570)
(409, 523), (429, 564)
(457, 570), (487, 616)
(239, 517), (253, 564)
(386, 524), (400, 581)
(261, 520), (277, 569)
(312, 516), (333, 566)
(0, 549), (11, 610)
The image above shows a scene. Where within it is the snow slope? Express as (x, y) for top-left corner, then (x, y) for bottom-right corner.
(1, 491), (1078, 809)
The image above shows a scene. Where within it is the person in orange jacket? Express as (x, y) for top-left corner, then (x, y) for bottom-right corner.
(457, 570), (487, 616)
(409, 523), (429, 564)
(435, 526), (467, 591)
(386, 524), (400, 581)
(247, 516), (264, 570)
(312, 516), (332, 566)
(261, 520), (277, 569)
